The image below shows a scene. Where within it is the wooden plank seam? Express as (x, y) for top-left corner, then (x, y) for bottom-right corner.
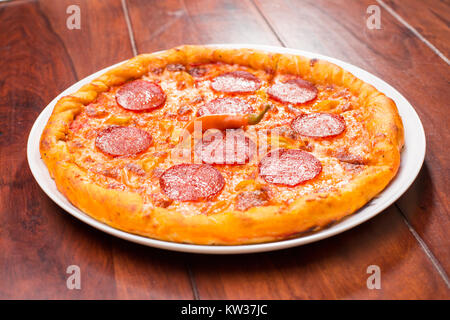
(397, 204), (450, 288)
(376, 0), (450, 65)
(121, 0), (138, 56)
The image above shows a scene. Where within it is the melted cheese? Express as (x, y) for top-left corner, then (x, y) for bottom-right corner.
(67, 63), (371, 214)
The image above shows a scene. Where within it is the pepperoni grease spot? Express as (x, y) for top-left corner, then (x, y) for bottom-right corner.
(195, 130), (256, 165)
(95, 126), (152, 157)
(196, 97), (255, 116)
(259, 149), (322, 186)
(267, 79), (317, 105)
(211, 71), (261, 93)
(116, 80), (166, 111)
(291, 113), (345, 138)
(159, 164), (225, 201)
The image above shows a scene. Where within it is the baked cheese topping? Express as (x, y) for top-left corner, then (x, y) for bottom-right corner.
(67, 62), (371, 214)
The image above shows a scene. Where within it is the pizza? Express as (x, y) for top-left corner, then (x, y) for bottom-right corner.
(40, 45), (404, 245)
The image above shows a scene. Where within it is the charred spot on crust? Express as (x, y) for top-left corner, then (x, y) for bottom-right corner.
(85, 105), (108, 118)
(328, 148), (367, 172)
(235, 189), (270, 211)
(151, 193), (173, 208)
(310, 58), (319, 67)
(334, 150), (365, 165)
(166, 63), (186, 72)
(150, 67), (163, 75)
(341, 162), (365, 173)
(188, 66), (207, 77)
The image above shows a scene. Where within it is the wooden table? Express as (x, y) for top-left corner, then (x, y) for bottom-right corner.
(1, 0), (448, 299)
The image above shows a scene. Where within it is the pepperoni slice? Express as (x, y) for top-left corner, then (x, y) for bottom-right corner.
(291, 113), (345, 138)
(259, 149), (322, 186)
(95, 126), (152, 157)
(267, 79), (317, 105)
(211, 71), (261, 93)
(196, 97), (255, 116)
(159, 164), (225, 201)
(195, 130), (256, 165)
(116, 80), (166, 111)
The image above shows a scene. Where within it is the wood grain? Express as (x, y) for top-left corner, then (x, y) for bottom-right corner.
(0, 0), (448, 299)
(384, 0), (450, 58)
(0, 0), (99, 299)
(38, 0), (136, 78)
(254, 0), (450, 278)
(126, 0), (281, 51)
(127, 0), (450, 298)
(0, 0), (193, 299)
(189, 207), (449, 299)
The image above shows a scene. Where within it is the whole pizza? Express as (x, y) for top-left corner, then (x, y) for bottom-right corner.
(40, 45), (404, 245)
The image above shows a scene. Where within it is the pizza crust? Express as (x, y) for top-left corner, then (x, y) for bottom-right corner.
(40, 45), (404, 245)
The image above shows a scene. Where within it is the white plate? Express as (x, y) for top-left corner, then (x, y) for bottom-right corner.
(27, 44), (425, 254)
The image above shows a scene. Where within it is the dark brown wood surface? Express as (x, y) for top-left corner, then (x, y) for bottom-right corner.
(385, 0), (450, 58)
(0, 0), (448, 299)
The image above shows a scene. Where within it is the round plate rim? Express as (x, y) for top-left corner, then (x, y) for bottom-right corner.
(27, 44), (426, 254)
